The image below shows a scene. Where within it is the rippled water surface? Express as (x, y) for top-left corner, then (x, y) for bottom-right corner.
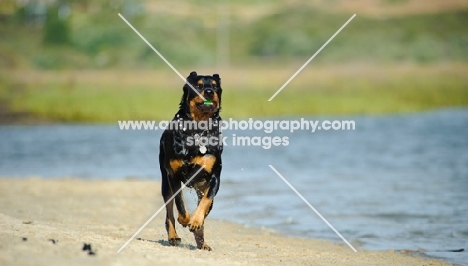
(1, 109), (467, 264)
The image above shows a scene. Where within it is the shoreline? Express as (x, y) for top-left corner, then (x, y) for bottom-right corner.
(2, 63), (467, 123)
(0, 106), (467, 126)
(0, 178), (452, 265)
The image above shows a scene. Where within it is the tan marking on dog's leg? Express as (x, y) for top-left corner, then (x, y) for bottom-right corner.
(169, 159), (183, 173)
(189, 194), (212, 232)
(190, 155), (216, 173)
(165, 200), (181, 246)
(177, 193), (190, 227)
(178, 212), (190, 227)
(167, 218), (178, 240)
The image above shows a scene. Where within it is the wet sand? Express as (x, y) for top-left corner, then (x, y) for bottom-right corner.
(0, 178), (451, 265)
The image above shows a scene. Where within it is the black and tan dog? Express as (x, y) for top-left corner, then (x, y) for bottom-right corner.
(159, 71), (223, 251)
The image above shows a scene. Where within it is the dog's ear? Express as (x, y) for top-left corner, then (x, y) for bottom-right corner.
(212, 74), (221, 86)
(187, 71), (198, 83)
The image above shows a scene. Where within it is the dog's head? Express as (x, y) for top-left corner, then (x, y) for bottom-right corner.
(180, 71), (222, 121)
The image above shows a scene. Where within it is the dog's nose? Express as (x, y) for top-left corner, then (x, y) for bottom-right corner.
(204, 88), (214, 98)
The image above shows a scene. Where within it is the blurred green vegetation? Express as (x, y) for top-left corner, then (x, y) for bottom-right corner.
(0, 0), (467, 122)
(246, 9), (468, 63)
(2, 65), (467, 122)
(43, 5), (71, 45)
(1, 1), (468, 69)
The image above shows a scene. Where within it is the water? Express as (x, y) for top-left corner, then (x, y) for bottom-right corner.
(1, 108), (467, 264)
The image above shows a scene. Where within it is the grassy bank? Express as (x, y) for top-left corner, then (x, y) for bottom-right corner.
(1, 2), (468, 69)
(2, 63), (467, 122)
(1, 1), (467, 123)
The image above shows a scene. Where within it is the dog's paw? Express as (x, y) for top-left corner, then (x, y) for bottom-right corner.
(178, 213), (190, 227)
(168, 238), (181, 246)
(188, 215), (204, 232)
(199, 243), (212, 251)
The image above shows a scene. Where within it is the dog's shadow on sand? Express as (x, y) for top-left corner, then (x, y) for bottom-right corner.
(136, 237), (198, 250)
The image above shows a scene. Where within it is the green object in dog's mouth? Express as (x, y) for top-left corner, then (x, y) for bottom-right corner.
(204, 100), (213, 105)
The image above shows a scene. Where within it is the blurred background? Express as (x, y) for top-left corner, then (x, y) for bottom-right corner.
(0, 0), (467, 264)
(0, 0), (467, 121)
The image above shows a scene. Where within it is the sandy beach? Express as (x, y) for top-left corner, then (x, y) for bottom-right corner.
(0, 178), (451, 266)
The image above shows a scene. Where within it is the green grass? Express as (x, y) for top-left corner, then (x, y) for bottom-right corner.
(4, 64), (467, 123)
(1, 1), (468, 123)
(1, 3), (468, 69)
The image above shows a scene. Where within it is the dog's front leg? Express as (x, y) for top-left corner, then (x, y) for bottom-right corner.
(188, 189), (213, 232)
(162, 175), (181, 246)
(175, 190), (190, 227)
(190, 191), (213, 251)
(189, 173), (219, 251)
(193, 225), (211, 251)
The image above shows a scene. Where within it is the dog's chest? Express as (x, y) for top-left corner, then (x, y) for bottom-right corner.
(172, 122), (222, 157)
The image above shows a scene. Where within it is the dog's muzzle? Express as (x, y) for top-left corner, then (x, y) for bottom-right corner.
(203, 88), (215, 99)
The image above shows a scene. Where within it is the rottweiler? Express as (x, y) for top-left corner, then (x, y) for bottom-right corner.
(159, 71), (223, 251)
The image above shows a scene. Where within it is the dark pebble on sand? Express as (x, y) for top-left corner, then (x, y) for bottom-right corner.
(22, 237), (27, 241)
(82, 243), (96, 256)
(82, 243), (92, 251)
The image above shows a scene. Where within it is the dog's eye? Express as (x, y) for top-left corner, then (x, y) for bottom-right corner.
(197, 84), (203, 89)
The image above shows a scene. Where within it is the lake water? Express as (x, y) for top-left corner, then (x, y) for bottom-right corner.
(1, 108), (467, 264)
